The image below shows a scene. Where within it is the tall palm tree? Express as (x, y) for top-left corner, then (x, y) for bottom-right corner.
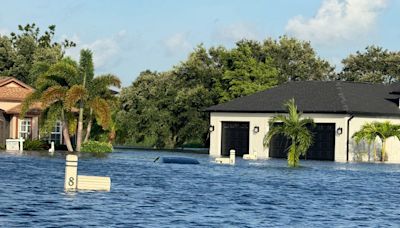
(65, 50), (120, 150)
(263, 99), (315, 167)
(75, 49), (93, 152)
(83, 75), (121, 143)
(352, 122), (378, 161)
(22, 57), (83, 152)
(353, 121), (400, 162)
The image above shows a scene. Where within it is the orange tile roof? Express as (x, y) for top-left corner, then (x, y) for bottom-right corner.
(0, 76), (34, 101)
(0, 87), (33, 101)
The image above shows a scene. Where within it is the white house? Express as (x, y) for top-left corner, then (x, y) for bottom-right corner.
(206, 81), (400, 163)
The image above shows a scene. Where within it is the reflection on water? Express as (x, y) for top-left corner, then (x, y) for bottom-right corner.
(1, 149), (400, 227)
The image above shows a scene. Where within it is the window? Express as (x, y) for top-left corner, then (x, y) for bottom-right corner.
(50, 121), (62, 145)
(19, 118), (31, 139)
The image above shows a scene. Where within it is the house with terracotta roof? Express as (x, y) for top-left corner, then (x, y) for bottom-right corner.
(206, 81), (400, 163)
(0, 77), (62, 146)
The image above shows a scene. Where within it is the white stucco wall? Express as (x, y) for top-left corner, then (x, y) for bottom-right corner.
(210, 112), (400, 163)
(349, 116), (400, 163)
(209, 112), (271, 159)
(210, 112), (349, 162)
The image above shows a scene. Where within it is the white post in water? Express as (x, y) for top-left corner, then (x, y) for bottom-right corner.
(19, 137), (24, 152)
(230, 149), (236, 164)
(49, 141), (55, 154)
(64, 154), (78, 191)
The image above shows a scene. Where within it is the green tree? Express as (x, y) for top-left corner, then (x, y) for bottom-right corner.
(22, 58), (82, 152)
(263, 36), (334, 83)
(117, 71), (178, 148)
(353, 121), (400, 161)
(75, 49), (93, 152)
(0, 23), (75, 85)
(0, 35), (15, 72)
(84, 74), (121, 143)
(117, 37), (333, 149)
(263, 99), (315, 167)
(338, 46), (400, 83)
(65, 49), (120, 151)
(172, 45), (224, 144)
(219, 40), (278, 102)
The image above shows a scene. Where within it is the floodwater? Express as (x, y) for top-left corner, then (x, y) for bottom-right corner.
(1, 149), (400, 227)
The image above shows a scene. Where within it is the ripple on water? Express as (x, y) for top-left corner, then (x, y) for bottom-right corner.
(1, 150), (400, 227)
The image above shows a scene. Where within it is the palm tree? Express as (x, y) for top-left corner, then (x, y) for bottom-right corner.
(377, 121), (400, 161)
(22, 57), (83, 152)
(83, 74), (121, 143)
(75, 49), (93, 152)
(263, 99), (315, 167)
(64, 50), (120, 151)
(352, 122), (378, 161)
(353, 121), (400, 162)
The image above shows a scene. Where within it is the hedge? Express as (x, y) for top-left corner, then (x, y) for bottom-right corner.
(81, 140), (113, 154)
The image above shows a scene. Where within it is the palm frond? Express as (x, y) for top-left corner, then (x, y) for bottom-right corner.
(79, 49), (94, 82)
(65, 85), (87, 110)
(21, 90), (42, 118)
(90, 97), (111, 130)
(264, 124), (285, 147)
(40, 86), (67, 108)
(264, 98), (314, 167)
(90, 74), (121, 97)
(44, 58), (80, 86)
(39, 104), (62, 137)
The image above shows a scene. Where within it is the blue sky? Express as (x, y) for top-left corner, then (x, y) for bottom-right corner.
(1, 0), (399, 86)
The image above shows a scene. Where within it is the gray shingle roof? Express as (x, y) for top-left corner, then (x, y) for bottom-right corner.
(206, 81), (400, 116)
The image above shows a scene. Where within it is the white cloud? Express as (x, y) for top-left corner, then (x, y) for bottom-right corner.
(64, 30), (127, 70)
(285, 0), (387, 46)
(163, 32), (192, 56)
(213, 22), (260, 42)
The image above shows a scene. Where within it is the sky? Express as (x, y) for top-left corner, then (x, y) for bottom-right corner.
(1, 0), (399, 86)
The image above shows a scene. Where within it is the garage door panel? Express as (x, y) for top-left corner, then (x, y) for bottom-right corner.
(269, 123), (335, 161)
(221, 122), (249, 156)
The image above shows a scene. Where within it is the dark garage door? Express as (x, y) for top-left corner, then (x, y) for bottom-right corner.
(269, 123), (335, 161)
(221, 122), (249, 157)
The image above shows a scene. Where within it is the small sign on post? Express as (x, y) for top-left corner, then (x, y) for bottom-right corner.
(64, 154), (111, 192)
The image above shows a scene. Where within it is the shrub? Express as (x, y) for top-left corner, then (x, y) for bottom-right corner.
(0, 143), (5, 150)
(81, 140), (113, 154)
(24, 139), (48, 151)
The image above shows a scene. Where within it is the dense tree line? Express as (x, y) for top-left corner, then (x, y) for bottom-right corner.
(337, 46), (400, 83)
(3, 24), (400, 149)
(117, 38), (400, 149)
(116, 37), (335, 148)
